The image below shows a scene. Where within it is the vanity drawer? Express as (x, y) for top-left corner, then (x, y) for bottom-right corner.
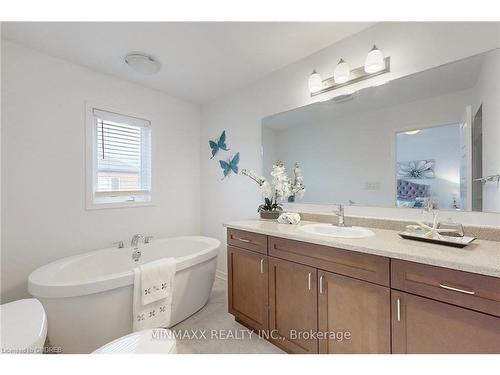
(269, 236), (390, 286)
(391, 259), (500, 317)
(227, 229), (268, 254)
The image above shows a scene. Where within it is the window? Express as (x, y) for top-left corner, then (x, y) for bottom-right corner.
(86, 106), (151, 208)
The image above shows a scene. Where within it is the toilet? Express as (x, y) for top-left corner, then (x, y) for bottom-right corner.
(93, 328), (177, 354)
(1, 299), (176, 354)
(0, 299), (47, 354)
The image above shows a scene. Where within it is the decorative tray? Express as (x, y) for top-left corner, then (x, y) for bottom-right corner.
(398, 231), (476, 248)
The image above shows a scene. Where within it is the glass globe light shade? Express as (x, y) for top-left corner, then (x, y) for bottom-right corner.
(308, 70), (323, 93)
(333, 59), (350, 84)
(364, 45), (385, 74)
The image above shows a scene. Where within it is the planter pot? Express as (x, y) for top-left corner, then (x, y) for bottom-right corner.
(259, 210), (281, 220)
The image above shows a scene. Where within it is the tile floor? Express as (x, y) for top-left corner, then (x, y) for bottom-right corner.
(174, 278), (284, 354)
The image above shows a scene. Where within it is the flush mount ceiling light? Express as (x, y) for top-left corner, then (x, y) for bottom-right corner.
(125, 53), (161, 75)
(308, 70), (323, 93)
(364, 45), (385, 74)
(308, 45), (390, 97)
(333, 59), (350, 84)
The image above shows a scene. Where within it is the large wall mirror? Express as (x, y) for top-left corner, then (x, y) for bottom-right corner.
(262, 49), (500, 213)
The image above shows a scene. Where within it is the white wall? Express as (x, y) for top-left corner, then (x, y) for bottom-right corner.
(201, 22), (500, 274)
(1, 41), (201, 302)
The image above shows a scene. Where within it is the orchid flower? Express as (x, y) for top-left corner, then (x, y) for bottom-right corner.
(241, 161), (305, 212)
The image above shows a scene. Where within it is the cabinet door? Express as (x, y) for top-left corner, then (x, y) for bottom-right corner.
(269, 257), (318, 354)
(318, 271), (391, 354)
(392, 291), (500, 353)
(227, 246), (268, 331)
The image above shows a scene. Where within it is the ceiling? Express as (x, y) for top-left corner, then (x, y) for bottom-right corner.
(1, 22), (374, 104)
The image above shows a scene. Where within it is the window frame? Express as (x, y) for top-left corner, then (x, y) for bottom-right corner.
(85, 102), (153, 210)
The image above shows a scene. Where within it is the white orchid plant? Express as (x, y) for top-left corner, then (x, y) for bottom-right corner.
(242, 161), (305, 213)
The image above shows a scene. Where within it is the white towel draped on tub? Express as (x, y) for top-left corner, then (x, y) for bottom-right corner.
(140, 258), (176, 305)
(132, 258), (176, 332)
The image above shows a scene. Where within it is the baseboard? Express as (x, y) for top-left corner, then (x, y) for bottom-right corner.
(215, 269), (227, 281)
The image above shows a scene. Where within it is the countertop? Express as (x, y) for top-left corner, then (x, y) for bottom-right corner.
(223, 220), (500, 278)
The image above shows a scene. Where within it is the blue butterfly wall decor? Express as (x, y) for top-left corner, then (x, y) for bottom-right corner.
(219, 152), (240, 179)
(209, 130), (229, 159)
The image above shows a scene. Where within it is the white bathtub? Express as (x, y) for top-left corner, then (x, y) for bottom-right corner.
(28, 236), (220, 353)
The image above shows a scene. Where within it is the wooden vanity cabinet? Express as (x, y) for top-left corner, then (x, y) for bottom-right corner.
(268, 257), (318, 353)
(268, 235), (391, 354)
(318, 271), (391, 354)
(227, 229), (392, 354)
(392, 291), (500, 353)
(391, 259), (500, 317)
(227, 245), (269, 332)
(391, 259), (500, 354)
(226, 228), (500, 354)
(269, 236), (390, 286)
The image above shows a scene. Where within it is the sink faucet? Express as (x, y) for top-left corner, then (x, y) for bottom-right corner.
(131, 234), (144, 248)
(333, 204), (346, 227)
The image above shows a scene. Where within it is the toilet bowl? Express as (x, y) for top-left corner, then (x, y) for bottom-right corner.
(0, 299), (47, 354)
(93, 328), (177, 354)
(1, 298), (175, 354)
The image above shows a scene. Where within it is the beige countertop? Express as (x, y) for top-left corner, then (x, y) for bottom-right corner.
(223, 220), (500, 278)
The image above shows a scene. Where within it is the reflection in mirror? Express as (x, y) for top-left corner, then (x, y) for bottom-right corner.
(262, 49), (500, 213)
(396, 124), (463, 210)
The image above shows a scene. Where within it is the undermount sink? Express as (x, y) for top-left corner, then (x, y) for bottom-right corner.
(299, 223), (375, 239)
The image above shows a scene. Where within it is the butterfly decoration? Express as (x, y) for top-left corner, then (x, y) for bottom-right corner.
(209, 131), (229, 159)
(219, 152), (240, 179)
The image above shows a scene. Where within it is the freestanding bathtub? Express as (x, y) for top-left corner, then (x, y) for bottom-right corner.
(28, 236), (220, 353)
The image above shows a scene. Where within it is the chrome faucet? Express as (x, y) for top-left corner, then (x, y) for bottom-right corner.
(333, 204), (346, 227)
(132, 248), (141, 262)
(130, 234), (144, 262)
(131, 234), (144, 248)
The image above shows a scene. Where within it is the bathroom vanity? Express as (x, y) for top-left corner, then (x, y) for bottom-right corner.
(227, 48), (500, 355)
(224, 221), (500, 354)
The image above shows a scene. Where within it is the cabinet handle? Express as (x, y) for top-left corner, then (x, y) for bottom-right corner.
(397, 298), (401, 322)
(439, 283), (475, 295)
(260, 259), (264, 274)
(308, 273), (312, 290)
(236, 238), (251, 243)
(319, 275), (324, 294)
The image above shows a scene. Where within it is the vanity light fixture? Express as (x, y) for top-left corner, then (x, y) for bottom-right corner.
(308, 70), (323, 93)
(364, 45), (385, 74)
(333, 59), (351, 84)
(308, 45), (390, 97)
(125, 53), (161, 75)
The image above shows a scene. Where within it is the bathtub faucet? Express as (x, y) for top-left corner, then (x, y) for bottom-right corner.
(130, 234), (144, 247)
(132, 249), (141, 262)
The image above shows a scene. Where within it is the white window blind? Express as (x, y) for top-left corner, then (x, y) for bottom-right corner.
(92, 109), (151, 201)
